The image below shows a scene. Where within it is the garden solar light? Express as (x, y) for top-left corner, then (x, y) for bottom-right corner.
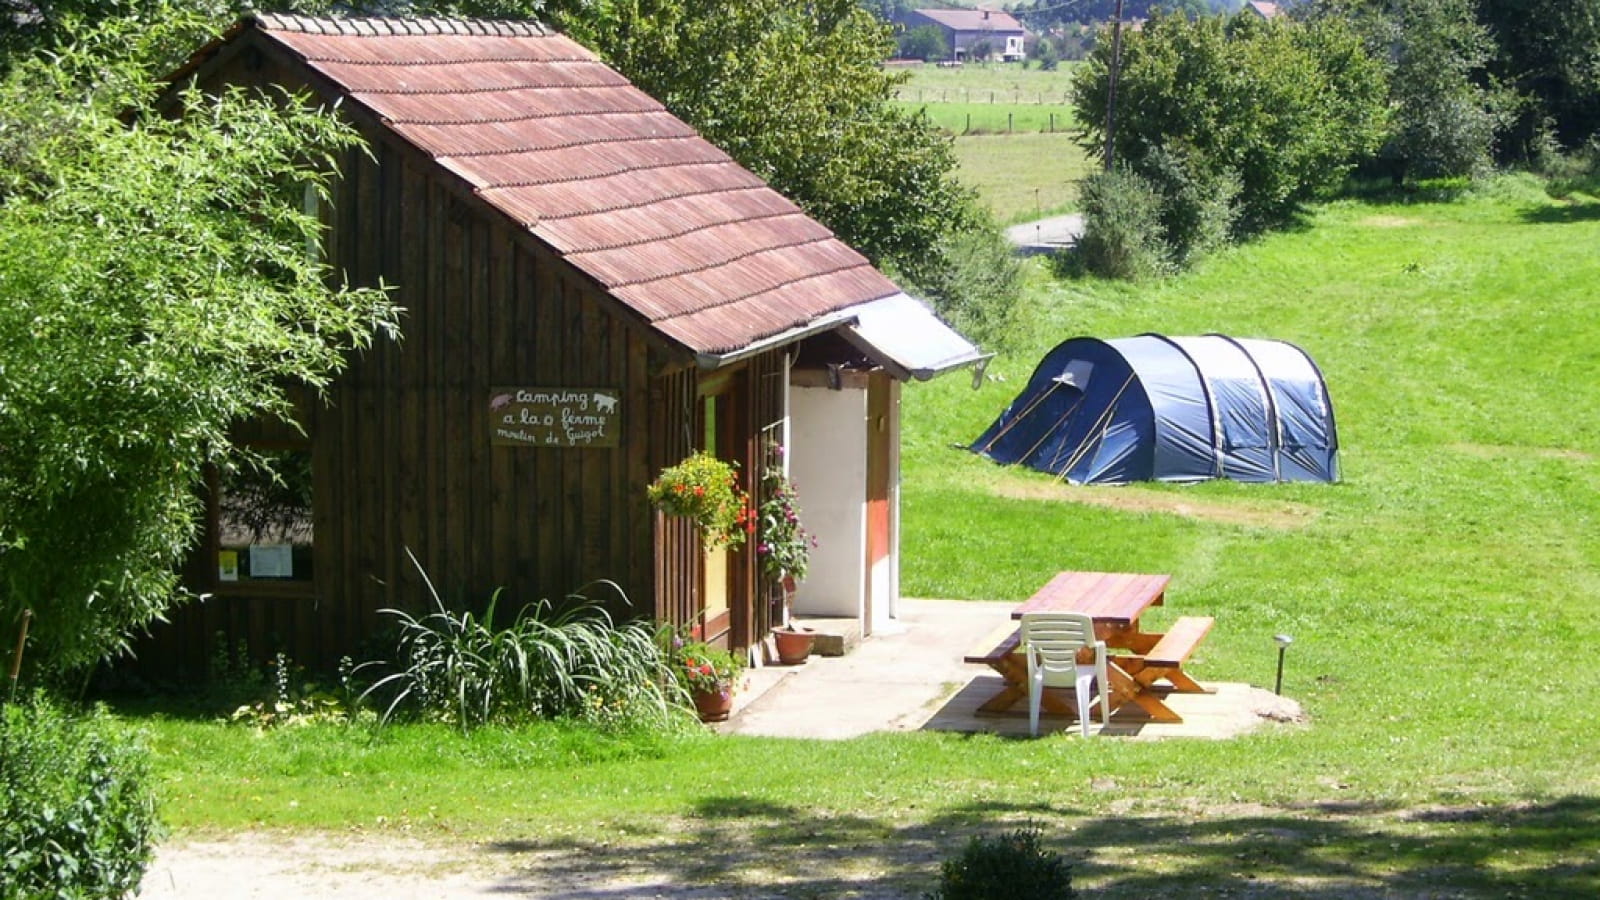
(1273, 633), (1294, 695)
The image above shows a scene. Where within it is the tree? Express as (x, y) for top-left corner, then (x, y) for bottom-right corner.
(899, 23), (949, 60)
(1071, 11), (1388, 235)
(1030, 35), (1060, 70)
(0, 9), (399, 672)
(1316, 0), (1502, 181)
(1478, 0), (1600, 159)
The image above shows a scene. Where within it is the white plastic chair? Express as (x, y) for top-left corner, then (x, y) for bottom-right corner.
(1020, 611), (1110, 738)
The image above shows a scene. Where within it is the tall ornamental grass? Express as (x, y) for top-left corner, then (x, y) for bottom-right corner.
(357, 551), (681, 732)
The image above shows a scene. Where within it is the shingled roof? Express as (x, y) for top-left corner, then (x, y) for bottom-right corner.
(191, 14), (905, 357)
(911, 9), (1026, 33)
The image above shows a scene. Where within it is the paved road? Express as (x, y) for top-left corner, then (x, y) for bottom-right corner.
(1004, 213), (1083, 255)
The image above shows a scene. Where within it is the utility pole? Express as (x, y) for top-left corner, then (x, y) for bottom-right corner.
(1102, 0), (1126, 172)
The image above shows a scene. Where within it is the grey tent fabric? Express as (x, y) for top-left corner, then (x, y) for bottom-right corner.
(970, 334), (1338, 485)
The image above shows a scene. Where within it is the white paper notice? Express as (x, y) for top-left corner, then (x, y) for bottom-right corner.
(249, 544), (294, 579)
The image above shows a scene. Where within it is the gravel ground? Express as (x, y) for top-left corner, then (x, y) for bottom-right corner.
(142, 833), (745, 899)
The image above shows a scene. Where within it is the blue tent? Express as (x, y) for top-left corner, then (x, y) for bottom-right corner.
(970, 335), (1338, 485)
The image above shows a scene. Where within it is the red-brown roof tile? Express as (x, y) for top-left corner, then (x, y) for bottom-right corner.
(237, 14), (902, 356)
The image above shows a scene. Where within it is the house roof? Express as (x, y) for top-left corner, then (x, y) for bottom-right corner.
(1245, 1), (1282, 18)
(911, 9), (1026, 34)
(183, 14), (907, 357)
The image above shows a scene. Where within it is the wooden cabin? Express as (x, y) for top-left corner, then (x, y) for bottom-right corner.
(139, 14), (985, 679)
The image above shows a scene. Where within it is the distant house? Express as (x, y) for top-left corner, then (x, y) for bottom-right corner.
(139, 14), (986, 678)
(899, 8), (1027, 63)
(1243, 1), (1283, 18)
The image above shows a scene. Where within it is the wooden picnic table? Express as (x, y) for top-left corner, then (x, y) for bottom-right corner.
(964, 571), (1214, 725)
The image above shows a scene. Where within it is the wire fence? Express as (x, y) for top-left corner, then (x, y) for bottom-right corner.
(895, 88), (1076, 105)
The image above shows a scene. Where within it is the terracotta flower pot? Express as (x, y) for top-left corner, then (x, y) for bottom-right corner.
(772, 627), (816, 665)
(691, 685), (734, 722)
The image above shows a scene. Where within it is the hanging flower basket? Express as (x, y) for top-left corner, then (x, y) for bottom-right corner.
(647, 451), (750, 548)
(755, 439), (815, 597)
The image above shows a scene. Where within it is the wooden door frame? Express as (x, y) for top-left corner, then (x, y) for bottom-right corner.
(696, 369), (752, 651)
(864, 372), (894, 638)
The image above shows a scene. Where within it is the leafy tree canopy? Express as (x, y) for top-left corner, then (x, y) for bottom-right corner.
(1071, 11), (1388, 234)
(1313, 0), (1503, 181)
(0, 6), (398, 672)
(1478, 0), (1600, 158)
(899, 23), (949, 61)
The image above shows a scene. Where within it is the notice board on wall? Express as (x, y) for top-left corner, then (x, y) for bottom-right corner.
(489, 388), (620, 448)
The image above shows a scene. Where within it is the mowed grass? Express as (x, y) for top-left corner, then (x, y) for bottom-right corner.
(134, 178), (1600, 896)
(891, 60), (1081, 100)
(892, 63), (1077, 137)
(901, 101), (1076, 137)
(952, 133), (1091, 222)
(891, 61), (1092, 220)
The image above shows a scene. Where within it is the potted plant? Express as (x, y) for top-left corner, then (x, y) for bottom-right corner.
(756, 440), (818, 664)
(664, 629), (744, 722)
(647, 451), (750, 548)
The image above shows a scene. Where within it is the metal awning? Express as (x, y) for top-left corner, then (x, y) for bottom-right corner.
(835, 293), (991, 383)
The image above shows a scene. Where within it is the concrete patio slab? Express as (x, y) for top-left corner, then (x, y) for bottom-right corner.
(719, 597), (1305, 740)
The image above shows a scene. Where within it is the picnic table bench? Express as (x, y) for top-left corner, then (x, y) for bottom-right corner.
(965, 572), (1215, 725)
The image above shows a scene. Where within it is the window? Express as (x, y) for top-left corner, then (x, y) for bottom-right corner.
(215, 448), (313, 585)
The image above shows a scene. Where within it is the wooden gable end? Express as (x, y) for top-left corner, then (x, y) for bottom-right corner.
(142, 31), (792, 678)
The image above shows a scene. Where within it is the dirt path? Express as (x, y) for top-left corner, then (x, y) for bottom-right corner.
(142, 833), (741, 899)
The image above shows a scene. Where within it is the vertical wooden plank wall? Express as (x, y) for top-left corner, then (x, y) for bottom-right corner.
(142, 37), (812, 675)
(151, 134), (670, 676)
(652, 368), (699, 633)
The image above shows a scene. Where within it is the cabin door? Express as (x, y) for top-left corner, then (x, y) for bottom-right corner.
(697, 381), (748, 650)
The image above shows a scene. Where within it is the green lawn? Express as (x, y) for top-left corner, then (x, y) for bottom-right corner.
(889, 60), (1092, 220)
(133, 177), (1600, 896)
(951, 133), (1090, 223)
(891, 60), (1081, 100)
(897, 100), (1076, 137)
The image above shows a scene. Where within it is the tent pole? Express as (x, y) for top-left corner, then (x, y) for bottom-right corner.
(1053, 373), (1135, 482)
(975, 381), (1064, 453)
(1018, 393), (1088, 466)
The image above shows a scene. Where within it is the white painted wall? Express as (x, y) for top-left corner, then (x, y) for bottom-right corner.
(789, 385), (867, 619)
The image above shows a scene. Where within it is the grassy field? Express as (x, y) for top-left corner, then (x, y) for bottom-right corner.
(892, 60), (1081, 99)
(904, 101), (1076, 136)
(951, 133), (1090, 222)
(890, 61), (1093, 221)
(892, 62), (1078, 137)
(131, 176), (1600, 896)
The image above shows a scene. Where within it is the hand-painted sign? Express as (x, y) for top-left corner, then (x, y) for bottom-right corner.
(490, 388), (620, 448)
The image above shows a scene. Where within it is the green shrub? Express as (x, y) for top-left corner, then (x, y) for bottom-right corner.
(1069, 168), (1170, 280)
(931, 826), (1075, 900)
(899, 209), (1025, 350)
(1538, 134), (1600, 197)
(357, 551), (681, 732)
(0, 694), (159, 900)
(1141, 143), (1240, 268)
